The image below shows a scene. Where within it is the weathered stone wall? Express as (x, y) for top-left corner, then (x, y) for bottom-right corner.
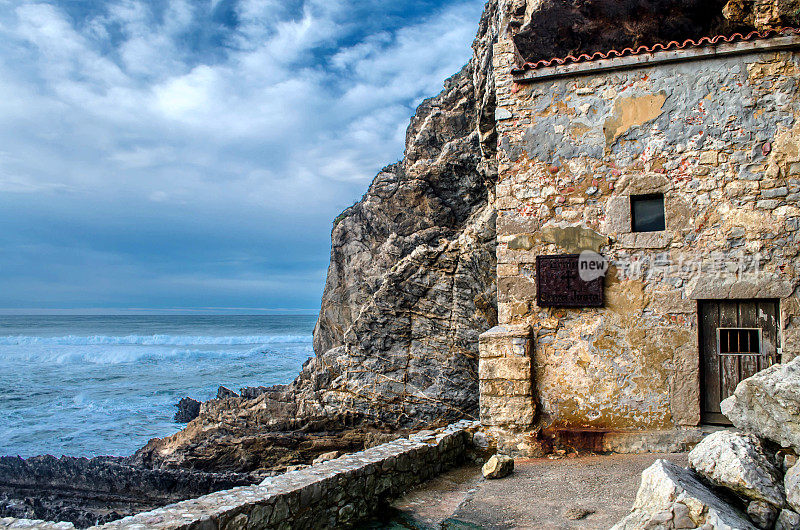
(487, 34), (800, 449)
(0, 422), (476, 530)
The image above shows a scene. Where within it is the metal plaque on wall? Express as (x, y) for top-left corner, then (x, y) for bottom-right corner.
(536, 254), (604, 308)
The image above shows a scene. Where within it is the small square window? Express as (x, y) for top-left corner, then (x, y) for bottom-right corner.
(717, 328), (762, 355)
(631, 194), (666, 232)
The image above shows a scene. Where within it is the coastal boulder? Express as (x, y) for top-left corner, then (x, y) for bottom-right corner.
(173, 397), (201, 423)
(688, 431), (785, 507)
(482, 454), (513, 479)
(216, 386), (238, 399)
(720, 357), (800, 450)
(612, 459), (757, 530)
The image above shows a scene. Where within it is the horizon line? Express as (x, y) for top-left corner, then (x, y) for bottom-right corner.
(0, 307), (320, 316)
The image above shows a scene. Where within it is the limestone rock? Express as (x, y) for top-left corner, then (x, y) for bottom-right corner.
(173, 397), (200, 423)
(787, 462), (800, 512)
(216, 386), (238, 399)
(239, 386), (271, 400)
(723, 0), (800, 29)
(611, 459), (757, 530)
(720, 358), (800, 450)
(785, 453), (798, 474)
(482, 454), (514, 479)
(777, 509), (800, 530)
(309, 59), (498, 427)
(312, 451), (340, 465)
(688, 431), (785, 507)
(748, 500), (779, 529)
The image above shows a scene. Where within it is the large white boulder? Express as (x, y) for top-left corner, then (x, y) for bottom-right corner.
(612, 459), (757, 530)
(720, 358), (800, 450)
(689, 431), (785, 507)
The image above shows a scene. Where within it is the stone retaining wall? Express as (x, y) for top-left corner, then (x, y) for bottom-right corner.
(0, 421), (477, 530)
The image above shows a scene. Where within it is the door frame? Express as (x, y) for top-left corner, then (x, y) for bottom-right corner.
(698, 298), (780, 426)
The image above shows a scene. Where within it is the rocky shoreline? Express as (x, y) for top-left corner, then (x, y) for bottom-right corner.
(0, 455), (256, 528)
(0, 384), (410, 528)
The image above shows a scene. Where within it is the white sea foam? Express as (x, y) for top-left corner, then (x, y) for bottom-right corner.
(0, 315), (316, 457)
(0, 334), (312, 346)
(44, 346), (257, 365)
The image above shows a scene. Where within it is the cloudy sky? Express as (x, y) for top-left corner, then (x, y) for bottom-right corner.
(0, 0), (484, 314)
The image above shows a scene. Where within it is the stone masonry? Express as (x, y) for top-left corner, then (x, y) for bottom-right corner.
(481, 31), (800, 455)
(479, 325), (539, 454)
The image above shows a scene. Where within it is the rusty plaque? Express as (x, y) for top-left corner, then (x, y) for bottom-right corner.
(536, 254), (604, 308)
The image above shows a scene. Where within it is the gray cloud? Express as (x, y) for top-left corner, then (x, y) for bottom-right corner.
(0, 0), (483, 311)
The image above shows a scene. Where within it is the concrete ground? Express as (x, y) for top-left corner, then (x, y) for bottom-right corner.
(360, 453), (688, 530)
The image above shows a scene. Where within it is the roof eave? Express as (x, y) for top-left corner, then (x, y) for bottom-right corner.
(512, 32), (800, 83)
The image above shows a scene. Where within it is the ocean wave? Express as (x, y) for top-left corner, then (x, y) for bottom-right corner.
(0, 334), (312, 346)
(49, 345), (280, 364)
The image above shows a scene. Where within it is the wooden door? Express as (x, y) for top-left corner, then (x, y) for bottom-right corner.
(699, 299), (779, 425)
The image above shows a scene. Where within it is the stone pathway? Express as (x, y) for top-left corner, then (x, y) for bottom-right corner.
(360, 453), (688, 529)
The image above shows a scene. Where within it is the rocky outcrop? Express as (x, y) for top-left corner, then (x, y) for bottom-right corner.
(216, 386), (238, 399)
(688, 431), (785, 507)
(723, 0), (800, 29)
(173, 397), (200, 423)
(308, 61), (498, 425)
(612, 459), (757, 530)
(720, 358), (800, 450)
(0, 455), (254, 528)
(134, 389), (373, 472)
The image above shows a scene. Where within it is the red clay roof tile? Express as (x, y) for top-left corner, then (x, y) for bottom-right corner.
(511, 27), (800, 74)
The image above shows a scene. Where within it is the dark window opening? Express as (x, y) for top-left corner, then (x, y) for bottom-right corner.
(718, 328), (762, 355)
(631, 194), (666, 232)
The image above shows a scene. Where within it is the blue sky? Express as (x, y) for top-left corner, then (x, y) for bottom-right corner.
(0, 0), (485, 314)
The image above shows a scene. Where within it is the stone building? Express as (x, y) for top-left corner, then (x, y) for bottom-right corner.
(480, 29), (800, 455)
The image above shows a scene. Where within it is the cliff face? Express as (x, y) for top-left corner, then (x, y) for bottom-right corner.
(133, 0), (779, 472)
(309, 68), (498, 427)
(299, 1), (508, 428)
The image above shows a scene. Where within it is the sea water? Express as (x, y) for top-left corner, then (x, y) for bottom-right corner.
(0, 315), (315, 458)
